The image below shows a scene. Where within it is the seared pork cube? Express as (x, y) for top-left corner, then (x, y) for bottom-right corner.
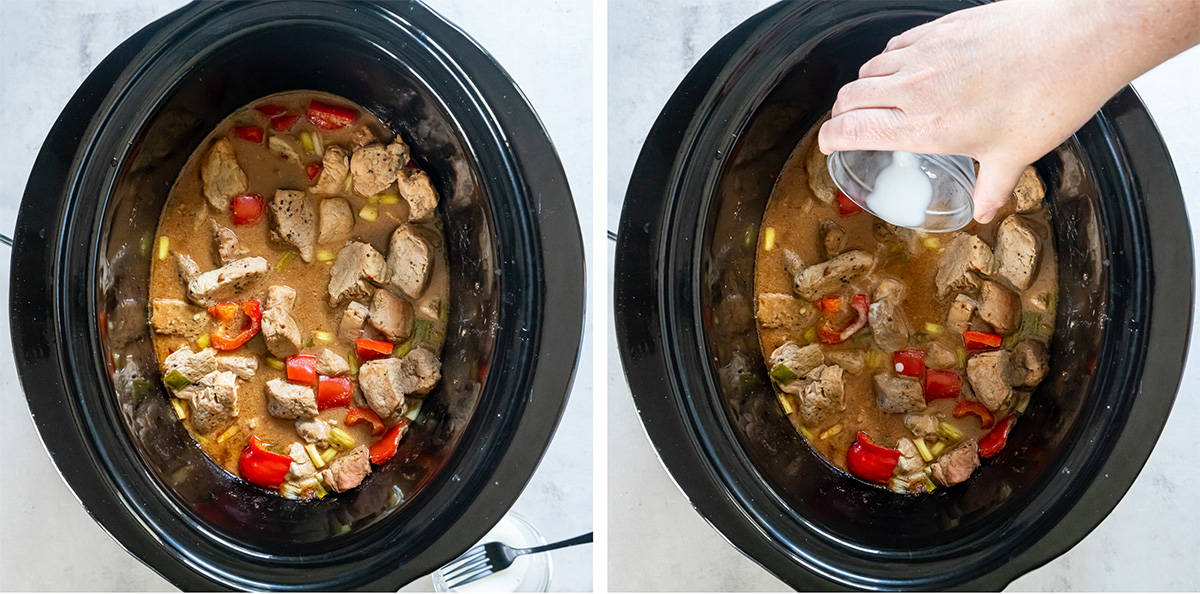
(215, 355), (258, 380)
(358, 358), (410, 420)
(348, 125), (377, 149)
(328, 242), (388, 306)
(873, 374), (926, 413)
(350, 142), (408, 196)
(895, 438), (924, 474)
(368, 289), (413, 342)
(799, 364), (845, 425)
(789, 250), (874, 301)
(262, 285), (303, 359)
(820, 220), (846, 259)
(1012, 166), (1045, 213)
(805, 146), (837, 204)
(338, 301), (370, 341)
(211, 221), (247, 265)
(265, 378), (318, 419)
(926, 343), (957, 369)
(1011, 339), (1049, 388)
(868, 300), (910, 351)
(755, 292), (813, 329)
(265, 285), (296, 311)
(186, 256), (269, 306)
(295, 418), (332, 444)
(946, 294), (978, 335)
(993, 215), (1041, 290)
(386, 225), (432, 300)
(270, 190), (316, 263)
(175, 252), (201, 283)
(318, 197), (354, 244)
(769, 341), (825, 389)
(930, 440), (980, 486)
(966, 351), (1014, 411)
(311, 146), (350, 196)
(904, 413), (939, 438)
(162, 347), (218, 384)
(978, 280), (1020, 334)
(934, 233), (994, 298)
(396, 168), (439, 222)
(872, 277), (907, 304)
(200, 138), (247, 210)
(400, 347), (441, 395)
(321, 445), (372, 492)
(287, 442), (317, 481)
(150, 298), (210, 337)
(179, 370), (239, 433)
(825, 349), (866, 375)
(317, 348), (350, 376)
(268, 134), (302, 162)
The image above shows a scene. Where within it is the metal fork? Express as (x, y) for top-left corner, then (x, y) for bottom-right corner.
(441, 531), (593, 590)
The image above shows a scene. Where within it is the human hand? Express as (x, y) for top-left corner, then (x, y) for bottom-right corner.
(818, 0), (1200, 223)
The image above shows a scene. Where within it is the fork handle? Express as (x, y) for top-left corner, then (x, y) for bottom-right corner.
(517, 532), (593, 556)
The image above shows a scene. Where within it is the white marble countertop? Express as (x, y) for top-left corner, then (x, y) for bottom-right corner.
(608, 1), (1200, 591)
(0, 0), (592, 591)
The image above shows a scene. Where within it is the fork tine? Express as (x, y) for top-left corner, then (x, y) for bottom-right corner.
(447, 565), (496, 590)
(441, 545), (486, 573)
(442, 556), (490, 582)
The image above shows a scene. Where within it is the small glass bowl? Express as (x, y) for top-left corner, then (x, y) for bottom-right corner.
(827, 150), (977, 232)
(432, 512), (552, 592)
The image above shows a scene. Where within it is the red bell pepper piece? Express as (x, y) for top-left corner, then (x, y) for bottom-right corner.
(818, 293), (869, 345)
(846, 431), (901, 483)
(286, 354), (318, 386)
(978, 415), (1016, 458)
(345, 407), (385, 436)
(816, 294), (842, 314)
(233, 125), (263, 143)
(305, 162), (323, 180)
(964, 331), (1003, 350)
(269, 113), (300, 132)
(837, 191), (864, 216)
(238, 435), (293, 488)
(953, 400), (995, 429)
(893, 348), (925, 377)
(207, 300), (262, 351)
(230, 193), (265, 225)
(924, 369), (962, 400)
(355, 338), (393, 362)
(254, 103), (287, 117)
(368, 420), (410, 465)
(307, 99), (358, 130)
(316, 375), (353, 410)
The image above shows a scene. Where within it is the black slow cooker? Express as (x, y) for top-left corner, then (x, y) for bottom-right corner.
(11, 1), (583, 590)
(615, 1), (1191, 590)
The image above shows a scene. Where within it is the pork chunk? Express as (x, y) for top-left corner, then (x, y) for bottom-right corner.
(262, 309), (302, 360)
(756, 292), (812, 329)
(318, 197), (354, 244)
(150, 298), (209, 337)
(338, 301), (370, 341)
(350, 142), (408, 196)
(295, 418), (331, 444)
(358, 358), (409, 421)
(978, 280), (1020, 334)
(769, 341), (825, 390)
(789, 250), (874, 301)
(820, 220), (846, 259)
(215, 355), (258, 380)
(805, 146), (837, 203)
(896, 438), (924, 474)
(348, 125), (377, 149)
(993, 215), (1041, 290)
(869, 300), (910, 351)
(904, 413), (939, 438)
(1011, 340), (1049, 388)
(287, 442), (317, 481)
(386, 225), (432, 300)
(186, 257), (269, 306)
(825, 349), (866, 375)
(211, 221), (247, 264)
(311, 145), (350, 195)
(175, 252), (201, 283)
(873, 277), (907, 304)
(930, 440), (980, 486)
(200, 138), (247, 210)
(926, 343), (958, 369)
(368, 289), (413, 342)
(967, 351), (1014, 411)
(1013, 165), (1045, 213)
(399, 347), (441, 396)
(396, 168), (438, 222)
(265, 378), (318, 419)
(316, 348), (350, 376)
(328, 242), (388, 306)
(179, 370), (239, 433)
(266, 285), (296, 311)
(321, 445), (371, 492)
(934, 234), (994, 298)
(162, 347), (218, 384)
(268, 134), (302, 162)
(270, 190), (316, 263)
(874, 374), (926, 413)
(798, 364), (845, 425)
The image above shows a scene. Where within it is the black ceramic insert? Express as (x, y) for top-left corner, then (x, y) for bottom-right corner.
(11, 1), (583, 590)
(615, 1), (1191, 590)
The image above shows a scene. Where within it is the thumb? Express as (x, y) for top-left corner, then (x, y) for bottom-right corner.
(971, 160), (1024, 224)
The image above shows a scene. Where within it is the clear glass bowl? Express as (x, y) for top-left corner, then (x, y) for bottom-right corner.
(432, 512), (552, 592)
(827, 150), (977, 232)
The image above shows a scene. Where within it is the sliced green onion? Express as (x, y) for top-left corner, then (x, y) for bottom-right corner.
(314, 479), (328, 499)
(216, 425), (239, 443)
(937, 421), (964, 442)
(769, 363), (797, 385)
(763, 226), (776, 251)
(131, 379), (151, 406)
(348, 353), (359, 375)
(305, 443), (326, 469)
(866, 348), (884, 369)
(196, 333), (211, 349)
(328, 427), (355, 449)
(171, 398), (189, 420)
(265, 356), (285, 370)
(343, 172), (354, 193)
(743, 224), (758, 248)
(803, 327), (817, 344)
(777, 393), (795, 415)
(954, 346), (967, 369)
(818, 424), (843, 440)
(276, 251), (296, 272)
(156, 236), (170, 260)
(1015, 392), (1032, 414)
(367, 193), (380, 205)
(138, 233), (153, 257)
(922, 236), (941, 250)
(380, 194), (399, 205)
(313, 131), (324, 157)
(923, 322), (944, 336)
(799, 425), (815, 441)
(394, 341), (414, 359)
(315, 249), (334, 262)
(321, 447), (338, 464)
(300, 131), (315, 153)
(313, 330), (334, 343)
(163, 369), (190, 391)
(924, 478), (938, 493)
(914, 437), (933, 462)
(405, 398), (424, 421)
(930, 441), (946, 457)
(359, 204), (378, 221)
(911, 332), (929, 344)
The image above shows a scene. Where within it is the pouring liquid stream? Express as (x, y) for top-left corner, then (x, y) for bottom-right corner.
(864, 151), (934, 228)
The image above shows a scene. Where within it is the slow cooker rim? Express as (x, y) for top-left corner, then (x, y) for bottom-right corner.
(616, 0), (1190, 590)
(11, 0), (584, 590)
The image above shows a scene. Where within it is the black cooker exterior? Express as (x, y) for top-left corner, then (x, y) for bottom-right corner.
(11, 1), (583, 590)
(615, 1), (1191, 590)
